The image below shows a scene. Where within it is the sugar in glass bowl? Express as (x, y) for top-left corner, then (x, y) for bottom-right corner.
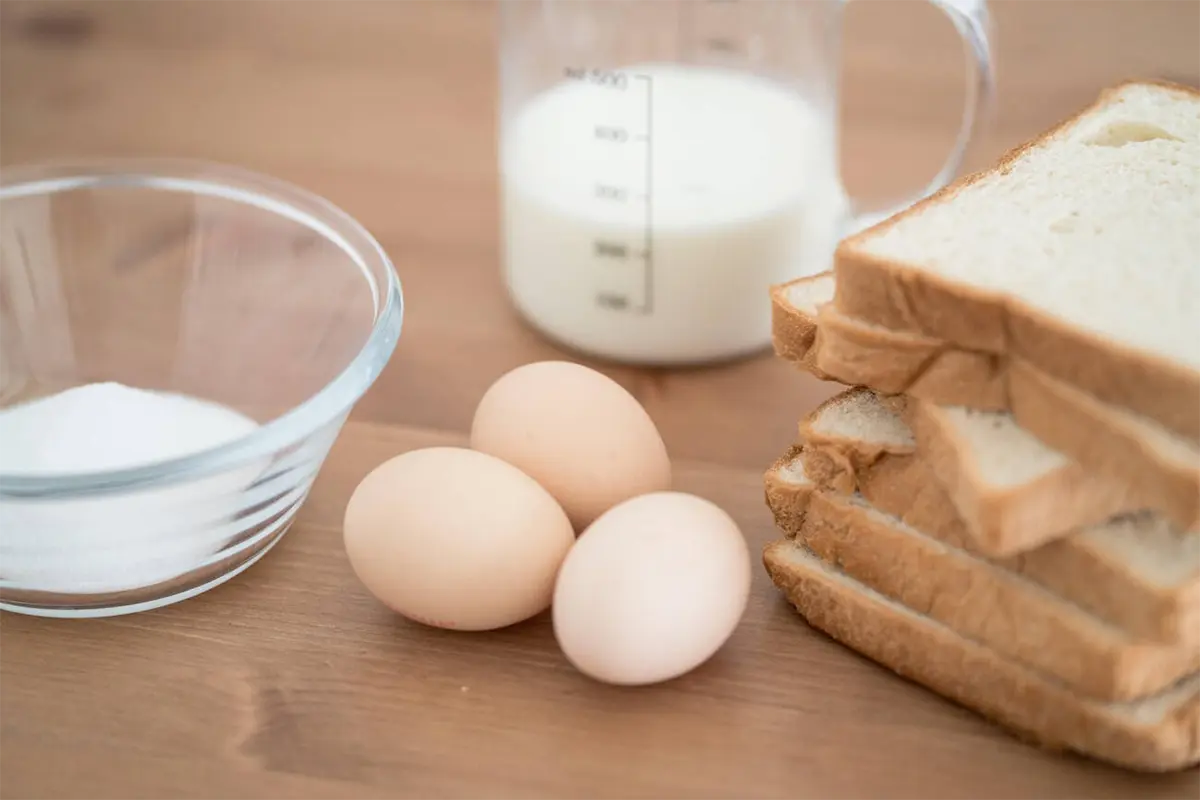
(0, 160), (402, 617)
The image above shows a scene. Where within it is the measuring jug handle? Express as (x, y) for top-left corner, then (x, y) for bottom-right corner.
(842, 0), (995, 235)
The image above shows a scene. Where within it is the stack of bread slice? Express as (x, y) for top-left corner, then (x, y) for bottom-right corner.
(762, 80), (1200, 772)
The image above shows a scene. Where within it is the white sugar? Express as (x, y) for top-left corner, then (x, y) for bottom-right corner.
(0, 382), (264, 594)
(0, 382), (259, 475)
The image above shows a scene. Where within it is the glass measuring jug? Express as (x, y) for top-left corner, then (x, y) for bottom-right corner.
(498, 0), (993, 366)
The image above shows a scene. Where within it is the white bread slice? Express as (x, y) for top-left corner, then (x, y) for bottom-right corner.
(801, 388), (1150, 555)
(762, 539), (1200, 773)
(770, 272), (1200, 532)
(763, 453), (1199, 701)
(790, 392), (1200, 644)
(832, 80), (1200, 443)
(767, 271), (834, 380)
(772, 274), (1005, 408)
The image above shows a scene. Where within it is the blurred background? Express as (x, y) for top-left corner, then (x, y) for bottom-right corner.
(2, 3), (1199, 797)
(1, 0), (1196, 470)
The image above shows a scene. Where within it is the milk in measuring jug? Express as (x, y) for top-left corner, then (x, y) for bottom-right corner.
(501, 63), (850, 364)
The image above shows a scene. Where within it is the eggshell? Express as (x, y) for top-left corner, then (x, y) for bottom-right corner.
(343, 446), (574, 631)
(470, 361), (671, 530)
(552, 492), (751, 685)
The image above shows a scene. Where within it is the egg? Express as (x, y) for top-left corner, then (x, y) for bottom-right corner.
(551, 492), (752, 685)
(470, 361), (671, 531)
(343, 446), (574, 631)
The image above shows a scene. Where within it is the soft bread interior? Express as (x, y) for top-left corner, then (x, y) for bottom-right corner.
(1080, 513), (1200, 589)
(939, 406), (1068, 488)
(783, 272), (835, 317)
(776, 454), (808, 485)
(848, 83), (1200, 373)
(807, 389), (914, 450)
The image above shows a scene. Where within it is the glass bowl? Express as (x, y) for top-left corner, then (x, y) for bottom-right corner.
(0, 159), (403, 618)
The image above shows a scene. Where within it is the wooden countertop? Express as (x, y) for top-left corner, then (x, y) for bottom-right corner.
(1, 2), (1197, 797)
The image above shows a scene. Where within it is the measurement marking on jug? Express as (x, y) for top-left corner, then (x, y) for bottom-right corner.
(576, 68), (653, 315)
(636, 72), (654, 315)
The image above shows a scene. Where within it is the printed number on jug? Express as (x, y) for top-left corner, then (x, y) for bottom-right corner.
(594, 240), (629, 259)
(563, 67), (628, 90)
(594, 125), (629, 143)
(594, 184), (628, 202)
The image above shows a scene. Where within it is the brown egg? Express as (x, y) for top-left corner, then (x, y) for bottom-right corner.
(343, 446), (574, 631)
(470, 361), (671, 531)
(552, 492), (752, 685)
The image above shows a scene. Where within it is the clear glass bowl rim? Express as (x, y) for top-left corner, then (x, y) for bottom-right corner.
(0, 157), (403, 497)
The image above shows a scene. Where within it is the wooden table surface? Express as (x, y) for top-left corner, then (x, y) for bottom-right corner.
(1, 2), (1198, 797)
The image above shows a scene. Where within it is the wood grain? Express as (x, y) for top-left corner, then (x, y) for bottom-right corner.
(2, 2), (1198, 797)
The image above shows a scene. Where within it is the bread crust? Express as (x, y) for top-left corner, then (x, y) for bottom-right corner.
(770, 274), (1006, 411)
(1007, 359), (1200, 534)
(793, 387), (915, 491)
(763, 444), (811, 535)
(798, 387), (1145, 555)
(763, 459), (1200, 701)
(832, 81), (1200, 442)
(763, 539), (1200, 773)
(815, 301), (1008, 407)
(768, 282), (831, 380)
(785, 432), (1199, 646)
(899, 397), (1147, 556)
(769, 272), (1200, 532)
